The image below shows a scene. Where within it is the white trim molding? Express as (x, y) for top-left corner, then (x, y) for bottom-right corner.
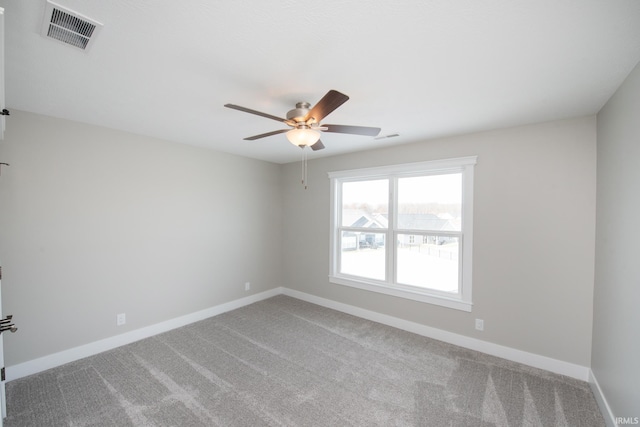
(282, 288), (591, 381)
(8, 286), (591, 385)
(6, 288), (283, 382)
(589, 370), (618, 427)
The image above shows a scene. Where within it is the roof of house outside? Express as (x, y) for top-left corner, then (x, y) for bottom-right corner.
(343, 210), (458, 231)
(397, 214), (458, 231)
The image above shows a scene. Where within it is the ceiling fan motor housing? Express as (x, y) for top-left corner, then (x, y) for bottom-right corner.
(287, 102), (313, 126)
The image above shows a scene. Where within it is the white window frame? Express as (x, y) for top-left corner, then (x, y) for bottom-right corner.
(328, 156), (476, 312)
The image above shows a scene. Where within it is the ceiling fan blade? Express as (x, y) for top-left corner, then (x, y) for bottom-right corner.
(224, 104), (289, 124)
(304, 90), (349, 123)
(322, 124), (381, 137)
(244, 129), (289, 141)
(310, 140), (325, 151)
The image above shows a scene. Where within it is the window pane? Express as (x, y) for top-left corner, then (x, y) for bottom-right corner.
(340, 231), (386, 280)
(396, 234), (459, 293)
(397, 174), (461, 231)
(341, 180), (389, 228)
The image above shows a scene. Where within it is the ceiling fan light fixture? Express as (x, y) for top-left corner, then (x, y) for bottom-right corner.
(286, 128), (320, 147)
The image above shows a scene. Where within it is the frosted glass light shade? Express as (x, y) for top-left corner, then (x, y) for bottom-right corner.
(286, 128), (320, 147)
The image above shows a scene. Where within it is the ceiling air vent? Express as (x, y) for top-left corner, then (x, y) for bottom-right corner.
(41, 1), (103, 51)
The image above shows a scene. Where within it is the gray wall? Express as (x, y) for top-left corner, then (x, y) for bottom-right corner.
(0, 109), (601, 372)
(593, 61), (640, 418)
(282, 117), (597, 367)
(0, 110), (283, 366)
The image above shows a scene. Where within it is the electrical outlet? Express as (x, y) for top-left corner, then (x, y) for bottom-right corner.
(245, 282), (251, 291)
(475, 318), (484, 331)
(117, 313), (126, 326)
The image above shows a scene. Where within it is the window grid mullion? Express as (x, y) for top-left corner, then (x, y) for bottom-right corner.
(388, 176), (398, 285)
(395, 230), (463, 237)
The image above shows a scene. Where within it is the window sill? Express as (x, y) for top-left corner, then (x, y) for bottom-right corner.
(329, 275), (472, 312)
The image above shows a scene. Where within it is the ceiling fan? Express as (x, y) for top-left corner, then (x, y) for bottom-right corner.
(224, 90), (381, 151)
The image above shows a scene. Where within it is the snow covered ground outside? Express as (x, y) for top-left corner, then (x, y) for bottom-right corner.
(340, 243), (459, 293)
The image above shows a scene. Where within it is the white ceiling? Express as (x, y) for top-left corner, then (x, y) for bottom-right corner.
(2, 0), (640, 164)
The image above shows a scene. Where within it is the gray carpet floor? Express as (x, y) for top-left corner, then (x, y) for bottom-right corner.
(5, 295), (605, 426)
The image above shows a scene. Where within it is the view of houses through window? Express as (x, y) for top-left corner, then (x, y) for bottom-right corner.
(339, 174), (462, 293)
(329, 157), (475, 310)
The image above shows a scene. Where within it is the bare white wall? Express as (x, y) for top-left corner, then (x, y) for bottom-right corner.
(282, 117), (597, 367)
(593, 61), (640, 418)
(0, 110), (283, 366)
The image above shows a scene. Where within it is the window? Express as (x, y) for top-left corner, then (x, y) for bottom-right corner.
(329, 156), (476, 311)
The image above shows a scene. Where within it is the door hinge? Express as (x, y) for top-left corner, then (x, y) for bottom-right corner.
(1, 367), (5, 381)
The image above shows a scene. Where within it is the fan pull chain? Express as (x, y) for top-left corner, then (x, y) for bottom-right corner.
(301, 148), (308, 189)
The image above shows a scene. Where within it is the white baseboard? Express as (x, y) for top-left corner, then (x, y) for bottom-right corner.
(282, 288), (591, 381)
(7, 286), (590, 385)
(6, 287), (283, 382)
(589, 369), (618, 427)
